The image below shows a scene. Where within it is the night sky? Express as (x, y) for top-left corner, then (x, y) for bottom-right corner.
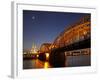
(23, 10), (89, 50)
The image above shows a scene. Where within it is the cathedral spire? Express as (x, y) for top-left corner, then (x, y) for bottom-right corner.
(30, 43), (37, 54)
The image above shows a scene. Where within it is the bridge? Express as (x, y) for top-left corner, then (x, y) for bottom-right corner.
(38, 15), (91, 67)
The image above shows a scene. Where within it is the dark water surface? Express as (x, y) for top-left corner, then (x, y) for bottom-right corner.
(23, 55), (90, 69)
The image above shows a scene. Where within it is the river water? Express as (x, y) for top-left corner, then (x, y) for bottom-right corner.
(23, 55), (90, 69)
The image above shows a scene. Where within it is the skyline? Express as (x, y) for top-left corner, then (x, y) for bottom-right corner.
(23, 10), (90, 50)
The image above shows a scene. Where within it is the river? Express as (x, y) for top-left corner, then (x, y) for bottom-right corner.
(23, 55), (90, 69)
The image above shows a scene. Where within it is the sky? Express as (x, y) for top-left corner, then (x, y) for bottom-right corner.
(23, 10), (90, 50)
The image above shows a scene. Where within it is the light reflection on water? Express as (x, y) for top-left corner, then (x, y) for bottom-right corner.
(23, 59), (51, 69)
(44, 61), (50, 69)
(23, 55), (90, 69)
(35, 59), (51, 68)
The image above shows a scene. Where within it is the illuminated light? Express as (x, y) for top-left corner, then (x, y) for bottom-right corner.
(36, 54), (39, 58)
(31, 43), (38, 54)
(83, 31), (87, 35)
(24, 52), (26, 54)
(44, 62), (49, 69)
(46, 53), (49, 61)
(52, 45), (54, 48)
(46, 53), (49, 58)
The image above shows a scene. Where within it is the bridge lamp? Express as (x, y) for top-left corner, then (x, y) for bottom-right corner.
(46, 53), (49, 60)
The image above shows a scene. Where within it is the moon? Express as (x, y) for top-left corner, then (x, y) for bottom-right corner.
(32, 16), (35, 20)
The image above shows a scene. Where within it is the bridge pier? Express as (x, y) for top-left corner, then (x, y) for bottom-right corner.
(49, 50), (66, 67)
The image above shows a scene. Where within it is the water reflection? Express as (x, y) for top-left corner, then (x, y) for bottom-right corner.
(23, 59), (51, 69)
(23, 55), (90, 69)
(44, 61), (51, 69)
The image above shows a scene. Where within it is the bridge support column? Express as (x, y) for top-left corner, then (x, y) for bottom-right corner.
(49, 51), (66, 67)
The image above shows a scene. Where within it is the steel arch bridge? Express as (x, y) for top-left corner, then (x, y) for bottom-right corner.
(39, 15), (91, 67)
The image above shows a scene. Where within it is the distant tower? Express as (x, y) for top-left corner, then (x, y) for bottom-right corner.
(30, 43), (37, 54)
